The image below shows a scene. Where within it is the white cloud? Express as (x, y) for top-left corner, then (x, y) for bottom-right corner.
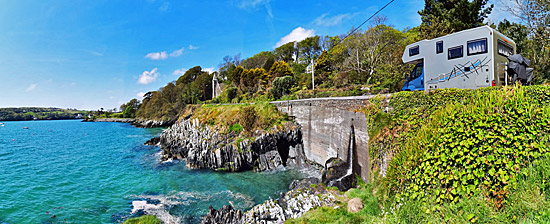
(159, 2), (170, 12)
(26, 83), (37, 92)
(238, 0), (270, 9)
(136, 92), (146, 99)
(145, 51), (168, 60)
(275, 27), (315, 47)
(70, 82), (76, 86)
(188, 45), (199, 50)
(173, 68), (187, 76)
(137, 68), (159, 84)
(313, 13), (354, 27)
(170, 47), (184, 57)
(203, 67), (216, 74)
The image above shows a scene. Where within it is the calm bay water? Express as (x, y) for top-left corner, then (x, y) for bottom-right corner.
(0, 120), (302, 224)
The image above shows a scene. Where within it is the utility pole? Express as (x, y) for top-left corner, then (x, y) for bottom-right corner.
(311, 59), (315, 90)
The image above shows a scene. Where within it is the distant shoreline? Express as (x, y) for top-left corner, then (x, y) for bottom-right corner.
(0, 118), (83, 122)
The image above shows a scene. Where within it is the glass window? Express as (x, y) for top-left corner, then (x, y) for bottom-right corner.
(436, 41), (443, 54)
(414, 64), (423, 79)
(467, 38), (488, 56)
(448, 46), (463, 60)
(498, 41), (513, 57)
(409, 45), (419, 56)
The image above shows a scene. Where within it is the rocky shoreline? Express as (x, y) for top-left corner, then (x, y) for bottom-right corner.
(157, 119), (308, 172)
(82, 118), (174, 128)
(202, 178), (340, 224)
(133, 116), (356, 223)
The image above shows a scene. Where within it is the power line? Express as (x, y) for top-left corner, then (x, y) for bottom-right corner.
(338, 0), (396, 44)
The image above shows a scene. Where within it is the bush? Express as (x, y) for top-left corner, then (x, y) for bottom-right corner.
(229, 123), (243, 134)
(270, 76), (294, 99)
(226, 86), (238, 102)
(240, 106), (257, 131)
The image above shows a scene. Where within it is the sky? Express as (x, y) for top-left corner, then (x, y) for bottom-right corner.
(0, 0), (514, 110)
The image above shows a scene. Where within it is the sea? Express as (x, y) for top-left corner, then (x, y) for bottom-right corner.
(0, 120), (304, 224)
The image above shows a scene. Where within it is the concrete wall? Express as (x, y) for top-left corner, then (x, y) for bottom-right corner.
(272, 96), (382, 183)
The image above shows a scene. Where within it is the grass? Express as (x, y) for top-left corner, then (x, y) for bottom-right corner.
(185, 102), (291, 135)
(123, 215), (161, 224)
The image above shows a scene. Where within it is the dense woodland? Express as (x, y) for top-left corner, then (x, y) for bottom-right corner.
(0, 108), (88, 121)
(123, 0), (549, 122)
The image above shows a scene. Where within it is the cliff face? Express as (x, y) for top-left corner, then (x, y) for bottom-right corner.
(158, 118), (307, 172)
(132, 118), (174, 128)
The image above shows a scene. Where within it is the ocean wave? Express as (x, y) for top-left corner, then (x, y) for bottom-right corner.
(127, 190), (257, 223)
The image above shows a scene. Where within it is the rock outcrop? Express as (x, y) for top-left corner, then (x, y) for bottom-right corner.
(158, 118), (307, 172)
(201, 178), (338, 224)
(144, 137), (161, 146)
(321, 124), (357, 192)
(132, 119), (174, 128)
(322, 157), (356, 192)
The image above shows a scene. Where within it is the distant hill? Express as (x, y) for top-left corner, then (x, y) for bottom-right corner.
(0, 107), (90, 121)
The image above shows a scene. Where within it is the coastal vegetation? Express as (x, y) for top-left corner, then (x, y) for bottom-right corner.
(111, 0), (550, 222)
(288, 85), (550, 223)
(0, 107), (89, 121)
(120, 0), (548, 124)
(123, 215), (161, 224)
(181, 102), (290, 135)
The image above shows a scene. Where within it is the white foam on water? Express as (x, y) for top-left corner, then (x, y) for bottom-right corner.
(129, 189), (258, 223)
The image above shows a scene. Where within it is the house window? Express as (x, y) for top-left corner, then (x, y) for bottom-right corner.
(467, 38), (488, 56)
(436, 41), (443, 54)
(409, 45), (419, 56)
(497, 40), (513, 57)
(448, 46), (463, 60)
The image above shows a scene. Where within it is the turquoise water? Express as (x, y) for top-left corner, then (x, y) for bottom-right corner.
(0, 120), (303, 224)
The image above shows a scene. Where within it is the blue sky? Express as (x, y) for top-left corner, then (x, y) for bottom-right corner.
(0, 0), (511, 110)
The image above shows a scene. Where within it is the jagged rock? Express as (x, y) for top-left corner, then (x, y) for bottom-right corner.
(322, 157), (356, 192)
(201, 182), (338, 224)
(289, 178), (320, 191)
(144, 137), (160, 145)
(202, 205), (243, 224)
(132, 119), (174, 128)
(347, 197), (363, 213)
(158, 119), (306, 172)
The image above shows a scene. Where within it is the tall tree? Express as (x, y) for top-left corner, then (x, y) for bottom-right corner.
(241, 51), (276, 69)
(274, 41), (297, 63)
(297, 36), (321, 63)
(176, 66), (202, 86)
(268, 61), (294, 82)
(418, 0), (494, 39)
(504, 0), (550, 83)
(497, 19), (529, 54)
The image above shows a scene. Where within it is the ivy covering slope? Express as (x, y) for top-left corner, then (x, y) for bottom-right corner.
(288, 85), (550, 223)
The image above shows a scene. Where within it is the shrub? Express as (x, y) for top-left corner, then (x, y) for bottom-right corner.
(270, 76), (294, 99)
(229, 123), (243, 134)
(240, 106), (257, 131)
(226, 86), (238, 102)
